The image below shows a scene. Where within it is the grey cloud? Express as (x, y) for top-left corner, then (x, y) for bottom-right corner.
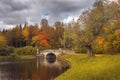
(0, 0), (30, 12)
(0, 0), (95, 28)
(42, 0), (95, 24)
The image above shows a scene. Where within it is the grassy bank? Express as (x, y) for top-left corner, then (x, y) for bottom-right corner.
(55, 54), (120, 80)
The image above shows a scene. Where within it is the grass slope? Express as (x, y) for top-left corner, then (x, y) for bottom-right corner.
(55, 54), (120, 80)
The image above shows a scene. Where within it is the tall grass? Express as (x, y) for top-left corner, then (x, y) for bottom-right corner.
(55, 54), (120, 80)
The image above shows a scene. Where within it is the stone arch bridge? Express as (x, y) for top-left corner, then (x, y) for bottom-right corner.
(36, 49), (75, 58)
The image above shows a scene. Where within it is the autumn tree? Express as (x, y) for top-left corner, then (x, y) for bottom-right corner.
(39, 31), (50, 48)
(0, 32), (6, 47)
(45, 26), (55, 48)
(96, 0), (120, 54)
(102, 19), (120, 54)
(3, 25), (22, 47)
(31, 23), (50, 48)
(32, 24), (40, 47)
(53, 21), (64, 48)
(29, 24), (35, 43)
(4, 30), (13, 46)
(94, 36), (105, 54)
(22, 22), (30, 46)
(32, 31), (50, 48)
(78, 0), (109, 57)
(40, 19), (51, 48)
(13, 25), (22, 47)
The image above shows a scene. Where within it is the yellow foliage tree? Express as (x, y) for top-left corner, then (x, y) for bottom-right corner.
(96, 36), (104, 46)
(22, 27), (29, 45)
(0, 33), (6, 47)
(112, 29), (120, 52)
(94, 36), (105, 53)
(32, 35), (40, 46)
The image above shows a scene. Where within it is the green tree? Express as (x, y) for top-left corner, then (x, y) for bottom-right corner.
(61, 24), (73, 49)
(53, 21), (64, 48)
(78, 0), (108, 57)
(60, 21), (80, 50)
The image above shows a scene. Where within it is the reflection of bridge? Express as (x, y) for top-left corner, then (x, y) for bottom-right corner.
(36, 57), (61, 69)
(36, 49), (75, 58)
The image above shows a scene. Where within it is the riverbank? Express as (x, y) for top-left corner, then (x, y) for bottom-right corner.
(55, 54), (120, 80)
(0, 55), (36, 60)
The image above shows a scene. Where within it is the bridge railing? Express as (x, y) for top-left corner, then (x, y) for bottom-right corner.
(36, 49), (75, 56)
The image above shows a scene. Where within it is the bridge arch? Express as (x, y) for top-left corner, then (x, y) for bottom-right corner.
(46, 52), (56, 63)
(46, 52), (56, 58)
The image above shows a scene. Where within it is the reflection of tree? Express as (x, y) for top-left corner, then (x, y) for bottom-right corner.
(0, 59), (69, 80)
(0, 60), (36, 80)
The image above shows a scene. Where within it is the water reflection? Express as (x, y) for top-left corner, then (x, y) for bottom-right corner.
(0, 57), (70, 80)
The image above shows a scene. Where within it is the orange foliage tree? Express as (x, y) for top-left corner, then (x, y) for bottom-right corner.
(39, 31), (50, 48)
(32, 25), (50, 48)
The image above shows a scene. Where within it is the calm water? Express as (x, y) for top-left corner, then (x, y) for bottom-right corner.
(0, 57), (70, 80)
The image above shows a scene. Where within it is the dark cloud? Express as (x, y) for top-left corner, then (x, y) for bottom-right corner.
(0, 0), (95, 29)
(0, 0), (30, 12)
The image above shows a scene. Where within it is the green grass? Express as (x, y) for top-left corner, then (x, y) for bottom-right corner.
(55, 54), (120, 80)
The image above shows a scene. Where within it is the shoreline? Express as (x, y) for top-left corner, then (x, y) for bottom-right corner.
(0, 55), (36, 60)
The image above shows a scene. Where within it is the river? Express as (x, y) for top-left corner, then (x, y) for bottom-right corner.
(0, 57), (70, 80)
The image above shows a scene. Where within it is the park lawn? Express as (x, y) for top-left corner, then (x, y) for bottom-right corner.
(55, 54), (120, 80)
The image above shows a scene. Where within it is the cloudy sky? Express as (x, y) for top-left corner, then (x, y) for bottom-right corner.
(0, 0), (117, 29)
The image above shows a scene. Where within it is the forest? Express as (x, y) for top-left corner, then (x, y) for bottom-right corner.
(0, 0), (120, 56)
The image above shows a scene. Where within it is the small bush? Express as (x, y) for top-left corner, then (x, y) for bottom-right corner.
(37, 46), (45, 51)
(15, 46), (36, 55)
(0, 47), (15, 56)
(79, 47), (86, 53)
(93, 48), (104, 54)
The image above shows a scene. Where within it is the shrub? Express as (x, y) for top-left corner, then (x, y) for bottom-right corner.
(0, 47), (15, 56)
(37, 46), (47, 51)
(79, 47), (86, 53)
(15, 46), (36, 55)
(93, 48), (104, 54)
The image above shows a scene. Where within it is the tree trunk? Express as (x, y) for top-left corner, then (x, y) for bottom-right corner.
(86, 44), (94, 57)
(25, 40), (27, 46)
